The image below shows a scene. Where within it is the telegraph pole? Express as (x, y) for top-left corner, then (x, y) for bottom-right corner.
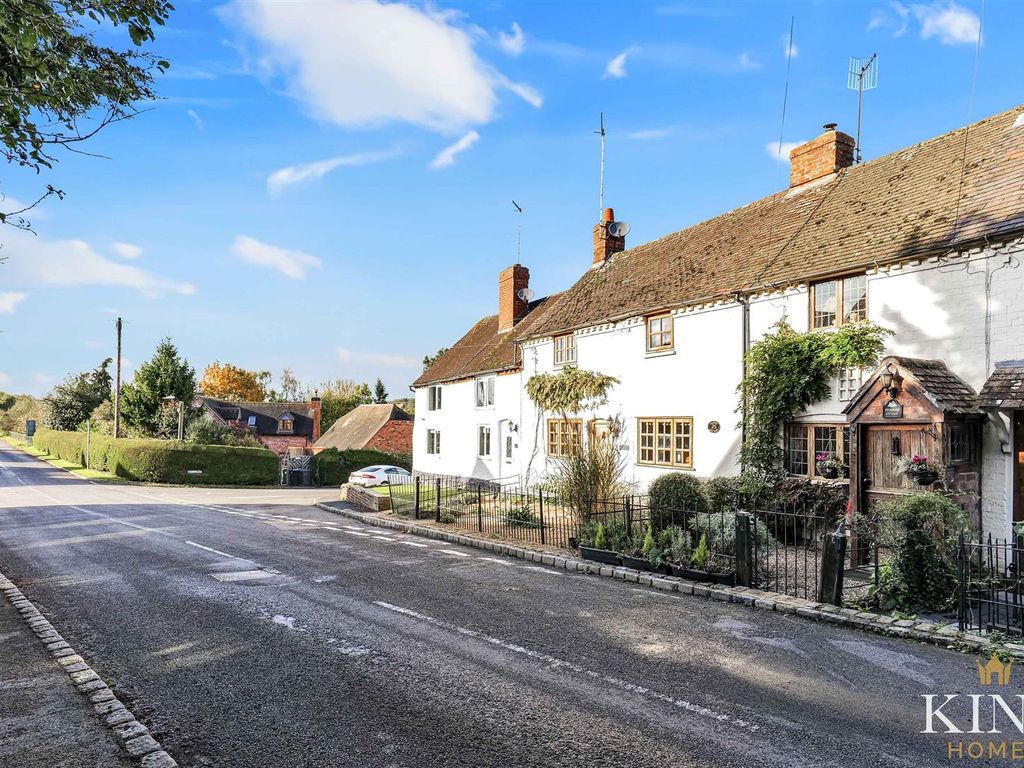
(114, 317), (122, 438)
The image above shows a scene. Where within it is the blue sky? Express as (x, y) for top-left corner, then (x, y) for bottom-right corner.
(1, 0), (1019, 399)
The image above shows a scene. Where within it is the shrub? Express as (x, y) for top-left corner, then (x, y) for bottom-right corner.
(593, 522), (606, 549)
(186, 419), (264, 449)
(504, 503), (540, 528)
(867, 492), (968, 613)
(649, 472), (708, 529)
(312, 448), (411, 486)
(692, 534), (710, 569)
(551, 418), (630, 523)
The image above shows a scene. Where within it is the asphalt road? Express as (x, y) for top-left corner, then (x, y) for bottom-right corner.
(0, 441), (985, 767)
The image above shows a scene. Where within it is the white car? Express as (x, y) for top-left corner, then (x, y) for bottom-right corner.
(348, 465), (411, 487)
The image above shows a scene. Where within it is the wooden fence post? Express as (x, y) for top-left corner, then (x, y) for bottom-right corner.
(414, 477), (421, 520)
(817, 528), (848, 606)
(435, 477), (442, 523)
(735, 513), (754, 588)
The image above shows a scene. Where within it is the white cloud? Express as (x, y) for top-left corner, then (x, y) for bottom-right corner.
(0, 292), (27, 315)
(783, 35), (798, 59)
(222, 0), (541, 134)
(267, 148), (400, 196)
(337, 347), (419, 368)
(112, 242), (142, 259)
(186, 109), (205, 131)
(498, 22), (525, 55)
(738, 52), (760, 70)
(495, 75), (543, 108)
(429, 131), (481, 170)
(2, 230), (194, 298)
(231, 235), (322, 280)
(603, 48), (636, 79)
(911, 1), (981, 45)
(765, 140), (807, 163)
(869, 1), (979, 45)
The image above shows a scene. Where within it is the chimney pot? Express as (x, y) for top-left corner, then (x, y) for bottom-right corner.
(593, 208), (625, 267)
(823, 122), (838, 131)
(603, 207), (615, 222)
(789, 123), (855, 188)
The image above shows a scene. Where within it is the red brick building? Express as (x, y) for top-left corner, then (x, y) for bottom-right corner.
(196, 396), (322, 456)
(312, 404), (412, 455)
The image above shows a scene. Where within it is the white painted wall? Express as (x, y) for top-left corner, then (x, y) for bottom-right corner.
(414, 236), (1024, 529)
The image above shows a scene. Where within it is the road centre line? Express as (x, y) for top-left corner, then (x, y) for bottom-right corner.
(372, 600), (760, 734)
(185, 541), (241, 559)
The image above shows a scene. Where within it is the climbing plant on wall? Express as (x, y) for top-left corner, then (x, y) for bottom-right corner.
(739, 319), (892, 480)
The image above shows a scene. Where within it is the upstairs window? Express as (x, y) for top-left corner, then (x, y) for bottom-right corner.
(427, 385), (442, 411)
(553, 334), (576, 366)
(426, 429), (441, 455)
(646, 314), (674, 353)
(278, 417), (294, 433)
(811, 275), (868, 329)
(475, 376), (495, 408)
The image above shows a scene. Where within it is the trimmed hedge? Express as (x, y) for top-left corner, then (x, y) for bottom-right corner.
(33, 428), (279, 485)
(312, 447), (411, 487)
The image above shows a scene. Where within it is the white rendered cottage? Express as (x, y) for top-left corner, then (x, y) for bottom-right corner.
(413, 103), (1024, 537)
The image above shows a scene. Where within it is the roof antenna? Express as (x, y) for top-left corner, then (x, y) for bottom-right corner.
(594, 112), (606, 216)
(512, 199), (523, 262)
(847, 53), (878, 164)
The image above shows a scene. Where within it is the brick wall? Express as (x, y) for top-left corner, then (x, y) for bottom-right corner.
(789, 128), (855, 187)
(498, 264), (530, 332)
(367, 420), (413, 454)
(259, 435), (312, 456)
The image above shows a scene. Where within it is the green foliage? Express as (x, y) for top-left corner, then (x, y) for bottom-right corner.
(311, 447), (410, 487)
(739, 319), (891, 480)
(33, 428), (278, 485)
(0, 393), (40, 433)
(691, 533), (709, 569)
(503, 503), (540, 528)
(593, 522), (606, 549)
(185, 419), (264, 449)
(649, 472), (708, 529)
(640, 524), (655, 556)
(867, 492), (968, 613)
(0, 0), (172, 228)
(551, 418), (629, 523)
(43, 357), (112, 430)
(373, 378), (388, 404)
(422, 347), (449, 372)
(603, 517), (630, 553)
(526, 366), (619, 417)
(319, 382), (372, 432)
(120, 338), (197, 436)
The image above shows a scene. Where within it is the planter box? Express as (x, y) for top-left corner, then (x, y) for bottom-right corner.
(621, 554), (654, 572)
(341, 484), (392, 513)
(670, 564), (736, 587)
(580, 546), (621, 566)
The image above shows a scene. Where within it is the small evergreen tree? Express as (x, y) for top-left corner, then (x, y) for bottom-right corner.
(373, 378), (388, 404)
(119, 338), (197, 436)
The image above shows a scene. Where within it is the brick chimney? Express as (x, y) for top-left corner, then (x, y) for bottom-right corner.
(789, 124), (855, 187)
(593, 207), (625, 267)
(310, 394), (321, 442)
(498, 264), (530, 333)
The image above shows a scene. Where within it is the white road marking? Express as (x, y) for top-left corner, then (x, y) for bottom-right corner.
(522, 566), (563, 576)
(372, 535), (393, 541)
(185, 541), (239, 559)
(373, 601), (760, 733)
(399, 541), (428, 548)
(437, 549), (472, 557)
(344, 530), (372, 537)
(478, 556), (514, 566)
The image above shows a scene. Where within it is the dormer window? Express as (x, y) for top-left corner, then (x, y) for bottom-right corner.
(278, 416), (294, 433)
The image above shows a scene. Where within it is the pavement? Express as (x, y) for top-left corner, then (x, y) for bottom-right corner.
(0, 439), (988, 767)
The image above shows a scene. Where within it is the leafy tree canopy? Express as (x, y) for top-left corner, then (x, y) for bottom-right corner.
(120, 338), (196, 435)
(42, 357), (111, 430)
(422, 347), (448, 372)
(1, 0), (174, 229)
(320, 382), (372, 432)
(199, 361), (269, 402)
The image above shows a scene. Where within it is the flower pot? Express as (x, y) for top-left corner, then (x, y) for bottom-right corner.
(568, 536), (579, 550)
(819, 466), (839, 480)
(621, 554), (653, 572)
(579, 546), (620, 566)
(914, 469), (940, 486)
(670, 565), (737, 586)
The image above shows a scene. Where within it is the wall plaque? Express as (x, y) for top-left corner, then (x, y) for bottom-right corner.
(707, 421), (721, 433)
(882, 399), (903, 419)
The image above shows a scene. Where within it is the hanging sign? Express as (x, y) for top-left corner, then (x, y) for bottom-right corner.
(882, 399), (904, 419)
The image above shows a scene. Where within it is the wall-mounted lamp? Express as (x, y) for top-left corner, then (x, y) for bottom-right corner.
(880, 362), (902, 400)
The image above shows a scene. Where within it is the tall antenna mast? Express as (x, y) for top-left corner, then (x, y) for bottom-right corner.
(594, 112), (605, 215)
(512, 200), (523, 261)
(847, 53), (878, 164)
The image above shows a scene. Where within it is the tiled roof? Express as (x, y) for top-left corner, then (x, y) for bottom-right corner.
(198, 397), (316, 436)
(314, 404), (411, 451)
(978, 361), (1024, 409)
(413, 294), (563, 387)
(888, 356), (978, 415)
(526, 102), (1024, 339)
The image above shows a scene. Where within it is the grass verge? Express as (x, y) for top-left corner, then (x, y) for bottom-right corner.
(0, 433), (125, 483)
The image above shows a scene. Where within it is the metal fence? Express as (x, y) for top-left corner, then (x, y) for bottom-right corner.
(959, 534), (1024, 636)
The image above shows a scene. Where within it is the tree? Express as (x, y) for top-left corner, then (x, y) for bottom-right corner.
(275, 368), (306, 402)
(320, 381), (371, 431)
(199, 362), (268, 401)
(0, 0), (173, 231)
(42, 358), (112, 430)
(119, 338), (197, 435)
(373, 378), (388, 404)
(0, 393), (41, 432)
(422, 347), (449, 371)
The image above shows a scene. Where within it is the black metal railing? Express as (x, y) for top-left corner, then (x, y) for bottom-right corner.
(959, 533), (1024, 636)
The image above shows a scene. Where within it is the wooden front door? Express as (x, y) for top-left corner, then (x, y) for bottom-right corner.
(1015, 412), (1024, 523)
(862, 424), (935, 510)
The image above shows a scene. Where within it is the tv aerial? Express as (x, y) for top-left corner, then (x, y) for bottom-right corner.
(607, 220), (630, 238)
(512, 199), (523, 261)
(847, 53), (878, 164)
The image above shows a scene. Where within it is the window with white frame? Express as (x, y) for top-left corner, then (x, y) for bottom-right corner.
(837, 367), (864, 402)
(427, 385), (442, 411)
(477, 425), (492, 457)
(475, 376), (495, 407)
(553, 334), (576, 366)
(426, 429), (441, 455)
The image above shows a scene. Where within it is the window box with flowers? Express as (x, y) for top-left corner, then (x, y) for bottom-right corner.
(814, 452), (847, 480)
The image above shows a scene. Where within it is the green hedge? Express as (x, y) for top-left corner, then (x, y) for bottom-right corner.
(312, 448), (411, 487)
(33, 428), (279, 485)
